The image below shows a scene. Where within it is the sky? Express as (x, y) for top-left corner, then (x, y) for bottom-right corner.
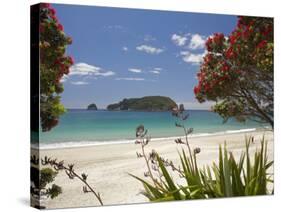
(52, 4), (237, 109)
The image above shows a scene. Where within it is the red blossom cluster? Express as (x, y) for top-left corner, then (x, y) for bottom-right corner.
(194, 16), (273, 102)
(58, 23), (64, 31)
(203, 53), (213, 65)
(257, 40), (267, 49)
(194, 61), (232, 101)
(205, 33), (225, 52)
(54, 56), (74, 82)
(41, 3), (64, 32)
(194, 49), (234, 102)
(39, 3), (74, 131)
(40, 3), (73, 85)
(261, 25), (272, 37)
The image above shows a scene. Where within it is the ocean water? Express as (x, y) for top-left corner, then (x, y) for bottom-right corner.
(38, 109), (268, 149)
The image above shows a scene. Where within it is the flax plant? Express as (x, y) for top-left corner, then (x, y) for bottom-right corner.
(131, 105), (273, 201)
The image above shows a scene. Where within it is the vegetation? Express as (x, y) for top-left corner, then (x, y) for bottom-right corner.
(87, 103), (98, 110)
(39, 3), (74, 131)
(31, 156), (62, 209)
(39, 168), (62, 198)
(30, 155), (103, 208)
(131, 105), (273, 201)
(194, 16), (273, 128)
(32, 4), (104, 208)
(30, 166), (62, 200)
(41, 156), (104, 205)
(107, 96), (177, 111)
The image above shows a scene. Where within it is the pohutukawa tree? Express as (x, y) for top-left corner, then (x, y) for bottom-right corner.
(39, 3), (74, 131)
(194, 16), (273, 128)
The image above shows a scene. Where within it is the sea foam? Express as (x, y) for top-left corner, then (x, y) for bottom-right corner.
(35, 127), (259, 150)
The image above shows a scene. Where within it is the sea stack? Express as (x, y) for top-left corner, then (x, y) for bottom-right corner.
(87, 103), (98, 110)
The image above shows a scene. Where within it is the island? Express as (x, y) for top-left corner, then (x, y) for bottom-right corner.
(107, 96), (177, 111)
(87, 103), (98, 110)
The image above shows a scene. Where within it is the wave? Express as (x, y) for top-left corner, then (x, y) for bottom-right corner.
(33, 127), (264, 150)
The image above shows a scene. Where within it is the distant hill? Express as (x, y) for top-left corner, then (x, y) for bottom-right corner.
(87, 103), (98, 110)
(107, 96), (177, 111)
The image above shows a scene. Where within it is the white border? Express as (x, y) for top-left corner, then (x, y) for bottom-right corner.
(0, 0), (280, 211)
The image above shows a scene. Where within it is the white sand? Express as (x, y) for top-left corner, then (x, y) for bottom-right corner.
(38, 130), (273, 209)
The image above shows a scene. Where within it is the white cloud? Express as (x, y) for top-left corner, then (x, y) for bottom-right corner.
(60, 75), (69, 83)
(180, 50), (206, 65)
(69, 63), (100, 76)
(122, 46), (128, 51)
(171, 34), (187, 46)
(150, 70), (160, 74)
(188, 34), (206, 50)
(154, 67), (162, 71)
(70, 81), (89, 85)
(136, 45), (164, 54)
(115, 77), (145, 81)
(95, 71), (115, 76)
(69, 63), (115, 77)
(149, 67), (162, 74)
(128, 68), (142, 73)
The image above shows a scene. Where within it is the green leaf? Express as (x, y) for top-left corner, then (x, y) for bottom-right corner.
(157, 155), (182, 200)
(129, 174), (164, 199)
(223, 143), (232, 196)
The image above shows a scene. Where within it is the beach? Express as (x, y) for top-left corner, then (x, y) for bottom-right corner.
(38, 130), (273, 209)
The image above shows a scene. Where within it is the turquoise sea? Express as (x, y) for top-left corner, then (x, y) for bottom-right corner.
(38, 109), (268, 149)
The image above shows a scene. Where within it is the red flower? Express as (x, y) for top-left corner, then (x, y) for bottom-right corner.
(58, 23), (64, 31)
(229, 35), (236, 45)
(54, 59), (61, 66)
(205, 37), (213, 51)
(235, 70), (242, 74)
(213, 33), (224, 44)
(222, 64), (229, 72)
(236, 31), (242, 38)
(262, 26), (272, 37)
(205, 83), (211, 92)
(68, 56), (74, 65)
(230, 31), (242, 45)
(49, 8), (56, 15)
(248, 20), (254, 27)
(243, 26), (253, 39)
(51, 15), (58, 22)
(194, 86), (200, 94)
(221, 75), (229, 81)
(225, 47), (234, 59)
(60, 64), (65, 72)
(257, 40), (267, 49)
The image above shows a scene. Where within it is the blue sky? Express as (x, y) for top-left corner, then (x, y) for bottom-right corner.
(52, 4), (237, 109)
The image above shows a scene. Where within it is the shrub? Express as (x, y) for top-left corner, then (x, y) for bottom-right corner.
(131, 105), (273, 201)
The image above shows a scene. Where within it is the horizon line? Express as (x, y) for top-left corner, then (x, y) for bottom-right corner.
(66, 108), (211, 111)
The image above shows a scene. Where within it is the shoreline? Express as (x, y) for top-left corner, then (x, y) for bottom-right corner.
(35, 127), (271, 150)
(37, 130), (274, 208)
